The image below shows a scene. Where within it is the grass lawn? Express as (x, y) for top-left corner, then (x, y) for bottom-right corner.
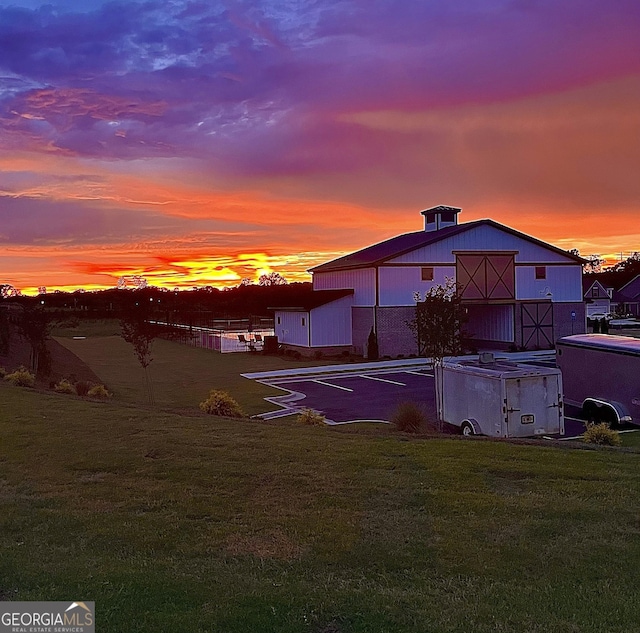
(2, 381), (640, 632)
(55, 333), (340, 416)
(620, 430), (640, 448)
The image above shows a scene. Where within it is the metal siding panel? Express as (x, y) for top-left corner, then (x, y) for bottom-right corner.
(378, 266), (456, 306)
(310, 296), (352, 346)
(274, 311), (310, 346)
(467, 304), (514, 342)
(313, 268), (375, 305)
(516, 265), (582, 301)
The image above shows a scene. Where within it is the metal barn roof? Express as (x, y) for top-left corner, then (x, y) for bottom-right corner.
(310, 219), (584, 273)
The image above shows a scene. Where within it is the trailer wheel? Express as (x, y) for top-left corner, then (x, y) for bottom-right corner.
(461, 421), (475, 436)
(584, 402), (617, 428)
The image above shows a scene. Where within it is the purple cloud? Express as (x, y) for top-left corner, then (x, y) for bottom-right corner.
(1, 0), (639, 170)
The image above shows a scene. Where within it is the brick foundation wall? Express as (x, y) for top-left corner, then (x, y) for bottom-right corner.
(375, 306), (418, 357)
(553, 302), (586, 341)
(352, 307), (375, 356)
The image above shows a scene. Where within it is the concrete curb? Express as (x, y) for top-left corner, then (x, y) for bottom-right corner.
(241, 350), (555, 382)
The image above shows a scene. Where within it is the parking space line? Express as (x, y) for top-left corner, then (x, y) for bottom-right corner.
(360, 374), (406, 386)
(312, 379), (353, 392)
(405, 371), (434, 377)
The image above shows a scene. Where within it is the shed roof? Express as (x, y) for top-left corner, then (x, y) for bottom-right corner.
(310, 219), (584, 273)
(270, 289), (353, 312)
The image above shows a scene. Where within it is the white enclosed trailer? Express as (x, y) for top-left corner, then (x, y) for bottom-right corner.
(556, 334), (640, 426)
(435, 355), (564, 437)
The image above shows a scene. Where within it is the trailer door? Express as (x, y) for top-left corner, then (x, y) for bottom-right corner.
(505, 376), (562, 437)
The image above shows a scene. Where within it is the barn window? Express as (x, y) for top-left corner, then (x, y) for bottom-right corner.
(440, 211), (455, 223)
(301, 317), (306, 326)
(277, 316), (281, 324)
(426, 213), (436, 224)
(592, 286), (599, 297)
(535, 266), (546, 280)
(421, 267), (434, 281)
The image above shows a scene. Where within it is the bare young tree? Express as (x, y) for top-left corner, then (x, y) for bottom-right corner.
(120, 312), (157, 405)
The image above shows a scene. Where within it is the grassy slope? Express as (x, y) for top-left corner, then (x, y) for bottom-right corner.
(56, 334), (339, 416)
(2, 381), (640, 632)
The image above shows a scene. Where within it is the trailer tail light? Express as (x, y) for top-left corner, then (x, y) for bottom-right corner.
(521, 414), (534, 424)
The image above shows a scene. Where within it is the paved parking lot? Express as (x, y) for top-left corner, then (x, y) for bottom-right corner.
(264, 368), (436, 424)
(243, 352), (595, 436)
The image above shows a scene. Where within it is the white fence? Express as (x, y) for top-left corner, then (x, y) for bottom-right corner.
(151, 321), (274, 353)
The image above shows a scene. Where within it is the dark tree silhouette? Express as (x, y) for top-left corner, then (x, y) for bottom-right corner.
(13, 306), (54, 377)
(408, 279), (468, 429)
(258, 272), (287, 286)
(0, 306), (10, 356)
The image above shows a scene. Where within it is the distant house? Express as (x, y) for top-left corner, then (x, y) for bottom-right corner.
(614, 275), (640, 317)
(582, 278), (613, 318)
(274, 206), (586, 356)
(583, 272), (640, 318)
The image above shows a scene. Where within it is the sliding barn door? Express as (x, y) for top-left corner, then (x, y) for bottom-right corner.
(520, 303), (554, 349)
(456, 253), (515, 300)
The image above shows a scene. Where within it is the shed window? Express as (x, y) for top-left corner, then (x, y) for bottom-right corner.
(277, 316), (281, 324)
(301, 317), (306, 326)
(592, 286), (599, 297)
(535, 266), (546, 280)
(421, 267), (434, 281)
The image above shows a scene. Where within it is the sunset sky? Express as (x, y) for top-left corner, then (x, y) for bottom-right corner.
(1, 0), (640, 294)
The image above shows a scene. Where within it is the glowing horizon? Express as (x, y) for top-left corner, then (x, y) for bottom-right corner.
(1, 1), (639, 295)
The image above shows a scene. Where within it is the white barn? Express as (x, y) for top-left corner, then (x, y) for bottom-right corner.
(274, 206), (586, 356)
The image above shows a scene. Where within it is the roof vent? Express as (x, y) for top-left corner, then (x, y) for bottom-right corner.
(420, 205), (461, 232)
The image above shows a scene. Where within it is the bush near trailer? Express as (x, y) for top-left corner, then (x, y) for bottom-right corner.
(583, 422), (621, 446)
(391, 401), (428, 433)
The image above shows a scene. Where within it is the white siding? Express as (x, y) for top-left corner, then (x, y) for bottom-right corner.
(516, 265), (583, 302)
(274, 311), (310, 347)
(310, 296), (352, 346)
(388, 224), (576, 265)
(313, 268), (375, 305)
(466, 304), (514, 342)
(378, 265), (456, 306)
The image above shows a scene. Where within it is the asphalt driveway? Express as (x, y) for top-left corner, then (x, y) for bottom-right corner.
(243, 352), (590, 437)
(266, 368), (436, 423)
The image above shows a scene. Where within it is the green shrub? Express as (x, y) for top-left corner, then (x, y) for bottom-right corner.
(75, 381), (91, 397)
(54, 378), (76, 395)
(87, 384), (111, 399)
(199, 390), (244, 418)
(5, 367), (36, 388)
(583, 422), (621, 446)
(297, 408), (326, 426)
(391, 401), (426, 433)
